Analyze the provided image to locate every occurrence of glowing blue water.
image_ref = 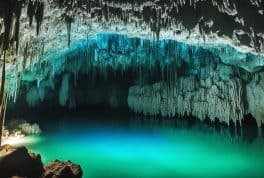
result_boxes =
[19,115,264,178]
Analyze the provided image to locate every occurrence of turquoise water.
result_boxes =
[14,115,264,178]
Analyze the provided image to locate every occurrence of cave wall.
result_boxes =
[0,0,263,131]
[6,33,264,127]
[128,63,264,127]
[19,73,129,110]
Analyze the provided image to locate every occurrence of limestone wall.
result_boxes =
[128,63,264,127]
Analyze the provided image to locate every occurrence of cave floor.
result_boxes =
[9,113,264,178]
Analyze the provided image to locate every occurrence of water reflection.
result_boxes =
[129,115,263,144]
[19,113,264,178]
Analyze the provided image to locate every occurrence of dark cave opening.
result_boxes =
[5,41,264,143]
[6,65,263,144]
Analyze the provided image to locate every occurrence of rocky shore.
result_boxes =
[0,145,82,178]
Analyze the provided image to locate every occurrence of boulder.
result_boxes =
[0,145,83,178]
[0,145,44,178]
[43,160,83,178]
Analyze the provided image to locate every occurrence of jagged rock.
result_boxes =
[42,160,82,178]
[0,145,44,178]
[0,145,83,178]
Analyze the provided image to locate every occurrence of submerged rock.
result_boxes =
[0,145,82,178]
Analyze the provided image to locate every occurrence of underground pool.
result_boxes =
[1,1,264,177]
[7,112,264,178]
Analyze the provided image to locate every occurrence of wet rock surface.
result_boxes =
[0,145,82,178]
[0,145,44,178]
[43,160,83,178]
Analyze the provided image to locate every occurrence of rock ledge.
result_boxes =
[0,145,83,178]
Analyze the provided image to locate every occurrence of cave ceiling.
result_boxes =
[0,0,264,78]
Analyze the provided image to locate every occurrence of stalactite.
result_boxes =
[0,0,24,54]
[22,42,29,72]
[14,1,22,55]
[6,31,263,127]
[128,62,246,126]
[0,52,6,109]
[65,15,74,47]
[35,1,44,35]
[27,0,35,27]
[3,8,14,51]
[0,51,6,146]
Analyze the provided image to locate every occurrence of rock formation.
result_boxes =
[0,145,83,178]
[246,72,264,127]
[5,33,263,127]
[0,1,264,128]
[0,145,44,178]
[4,119,42,138]
[128,79,245,126]
[1,0,264,59]
[128,62,264,127]
[43,160,83,178]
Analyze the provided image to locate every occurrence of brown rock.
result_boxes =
[42,160,82,178]
[0,145,82,178]
[0,144,44,178]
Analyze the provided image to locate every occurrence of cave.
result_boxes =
[0,0,264,178]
